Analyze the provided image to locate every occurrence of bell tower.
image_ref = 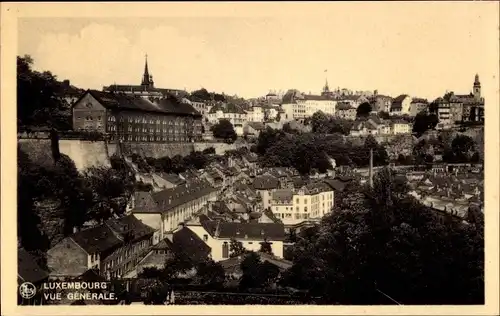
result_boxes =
[141,54,154,88]
[473,73,481,101]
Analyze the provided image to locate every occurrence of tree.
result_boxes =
[194,259,225,287]
[83,166,135,222]
[356,102,372,118]
[282,170,484,304]
[229,239,246,258]
[191,88,212,101]
[412,111,439,137]
[378,111,390,119]
[211,119,237,143]
[451,135,476,162]
[17,55,71,130]
[259,240,273,255]
[162,252,195,280]
[202,147,216,155]
[311,111,330,134]
[17,149,50,253]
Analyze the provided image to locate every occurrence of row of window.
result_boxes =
[103,239,149,271]
[110,135,192,142]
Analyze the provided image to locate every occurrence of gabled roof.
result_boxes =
[323,179,347,192]
[70,225,122,254]
[105,214,155,242]
[136,179,217,214]
[208,102,247,114]
[392,94,410,105]
[253,175,280,190]
[18,248,49,283]
[172,227,211,262]
[246,122,266,131]
[271,189,293,202]
[80,90,201,117]
[200,220,286,241]
[336,102,356,111]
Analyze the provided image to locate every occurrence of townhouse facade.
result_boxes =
[129,179,218,242]
[47,215,155,280]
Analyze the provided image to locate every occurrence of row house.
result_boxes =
[129,179,218,242]
[72,90,203,142]
[186,215,286,261]
[47,215,155,280]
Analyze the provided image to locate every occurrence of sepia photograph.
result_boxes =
[1,1,499,314]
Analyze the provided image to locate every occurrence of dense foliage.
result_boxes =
[356,102,372,118]
[256,127,388,174]
[281,168,484,304]
[211,119,238,143]
[18,150,137,257]
[310,111,354,135]
[412,111,439,137]
[17,55,72,130]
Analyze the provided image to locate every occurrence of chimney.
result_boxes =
[63,79,70,87]
[73,226,79,234]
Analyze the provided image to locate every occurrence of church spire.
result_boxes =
[141,54,153,87]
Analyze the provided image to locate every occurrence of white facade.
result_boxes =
[391,122,412,134]
[303,99,337,117]
[131,191,217,242]
[390,95,412,116]
[208,110,248,136]
[187,224,284,261]
[246,106,265,122]
[270,189,334,225]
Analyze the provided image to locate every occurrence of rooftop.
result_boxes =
[82,90,201,117]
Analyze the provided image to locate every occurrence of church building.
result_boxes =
[71,55,203,143]
[102,55,188,98]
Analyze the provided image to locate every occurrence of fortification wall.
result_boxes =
[58,139,112,170]
[19,136,249,171]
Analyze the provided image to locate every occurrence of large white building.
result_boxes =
[281,89,337,121]
[245,105,265,122]
[268,182,334,225]
[186,217,286,261]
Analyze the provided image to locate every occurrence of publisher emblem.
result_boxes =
[19,282,36,299]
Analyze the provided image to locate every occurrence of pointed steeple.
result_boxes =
[141,54,152,87]
[322,69,330,94]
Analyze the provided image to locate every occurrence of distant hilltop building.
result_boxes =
[102,55,188,99]
[431,74,484,130]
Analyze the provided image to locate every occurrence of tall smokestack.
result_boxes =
[368,148,374,188]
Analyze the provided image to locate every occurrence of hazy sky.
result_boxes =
[17,2,499,100]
